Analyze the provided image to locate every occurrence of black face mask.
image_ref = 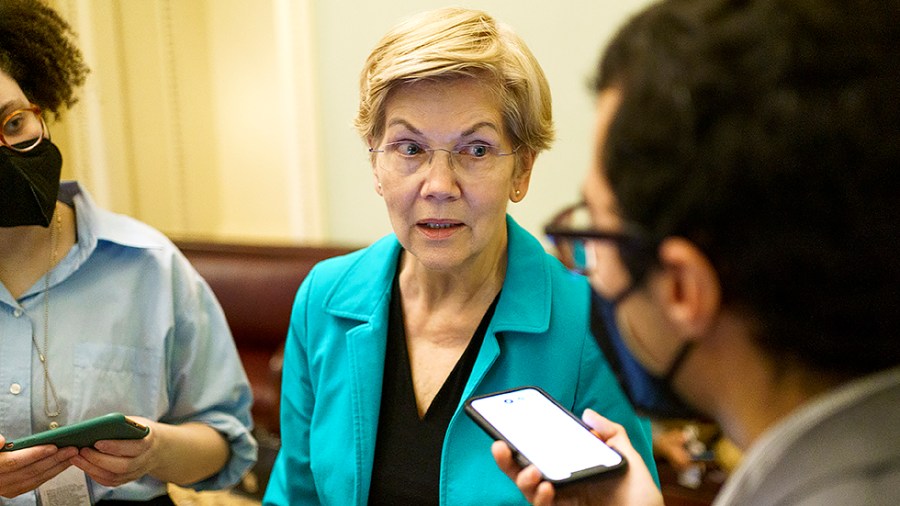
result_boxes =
[590,289,704,420]
[0,140,63,228]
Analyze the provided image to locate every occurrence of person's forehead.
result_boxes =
[584,89,624,220]
[382,78,505,138]
[0,79,31,123]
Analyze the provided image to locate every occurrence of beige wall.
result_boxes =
[50,0,652,246]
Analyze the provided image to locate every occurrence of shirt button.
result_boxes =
[13,308,23,317]
[9,383,22,395]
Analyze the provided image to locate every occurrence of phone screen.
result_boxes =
[466,387,625,483]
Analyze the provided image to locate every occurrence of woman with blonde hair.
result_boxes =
[263,7,654,505]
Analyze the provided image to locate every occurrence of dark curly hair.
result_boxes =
[594,0,900,377]
[0,0,89,116]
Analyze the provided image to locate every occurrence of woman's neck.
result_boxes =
[399,246,507,312]
[0,201,73,298]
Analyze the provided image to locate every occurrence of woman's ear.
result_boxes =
[510,150,535,202]
[369,137,384,196]
[373,173,383,196]
[656,238,722,338]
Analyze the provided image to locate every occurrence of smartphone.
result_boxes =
[1,413,149,452]
[465,386,626,485]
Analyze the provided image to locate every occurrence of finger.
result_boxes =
[580,409,624,441]
[75,447,139,479]
[0,444,58,473]
[0,450,76,498]
[514,465,546,503]
[532,480,558,506]
[491,441,522,479]
[71,453,127,488]
[92,438,146,458]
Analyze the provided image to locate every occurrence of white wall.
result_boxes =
[314,1,652,245]
[52,0,653,246]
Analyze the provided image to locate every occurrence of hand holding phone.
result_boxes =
[0,413,149,452]
[465,386,627,485]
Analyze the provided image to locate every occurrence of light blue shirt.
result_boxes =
[0,182,257,504]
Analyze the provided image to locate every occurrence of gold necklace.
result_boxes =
[30,204,62,429]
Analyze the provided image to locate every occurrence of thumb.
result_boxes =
[581,409,621,440]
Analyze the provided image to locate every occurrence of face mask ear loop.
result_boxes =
[608,240,657,305]
[663,341,696,384]
[608,283,639,306]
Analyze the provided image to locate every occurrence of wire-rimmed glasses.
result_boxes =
[1,104,47,153]
[369,141,518,179]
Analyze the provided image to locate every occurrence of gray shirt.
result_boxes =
[714,365,900,506]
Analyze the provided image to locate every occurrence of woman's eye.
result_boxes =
[3,114,24,135]
[459,144,492,158]
[394,142,424,156]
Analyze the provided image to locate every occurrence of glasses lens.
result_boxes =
[2,109,44,151]
[571,240,590,272]
[452,144,503,177]
[564,204,595,229]
[550,236,591,274]
[374,142,424,175]
[375,142,510,179]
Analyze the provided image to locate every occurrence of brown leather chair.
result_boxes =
[174,240,358,437]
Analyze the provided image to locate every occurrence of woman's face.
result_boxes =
[372,77,532,273]
[0,70,32,130]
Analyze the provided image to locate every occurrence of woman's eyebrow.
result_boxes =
[385,118,423,136]
[460,122,501,138]
[0,99,28,124]
[385,119,501,139]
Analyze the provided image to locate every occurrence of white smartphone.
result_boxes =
[465,386,627,485]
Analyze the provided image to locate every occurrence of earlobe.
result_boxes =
[372,165,383,197]
[510,150,535,202]
[658,238,721,337]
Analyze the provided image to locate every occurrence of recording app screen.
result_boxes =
[471,388,622,481]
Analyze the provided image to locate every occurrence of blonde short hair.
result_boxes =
[355,7,554,160]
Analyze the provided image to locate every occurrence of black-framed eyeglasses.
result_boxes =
[1,104,47,153]
[544,201,656,275]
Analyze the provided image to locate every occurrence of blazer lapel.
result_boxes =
[323,236,401,504]
[460,215,553,401]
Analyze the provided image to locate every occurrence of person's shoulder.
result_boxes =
[304,234,398,290]
[68,183,176,252]
[97,209,174,249]
[311,236,390,273]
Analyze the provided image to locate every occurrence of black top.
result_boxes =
[368,274,500,505]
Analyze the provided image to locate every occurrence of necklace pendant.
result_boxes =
[49,421,59,430]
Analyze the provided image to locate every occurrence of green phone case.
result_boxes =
[1,413,149,452]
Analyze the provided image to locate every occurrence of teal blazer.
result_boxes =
[264,216,655,505]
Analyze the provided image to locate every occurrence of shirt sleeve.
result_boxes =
[164,251,258,490]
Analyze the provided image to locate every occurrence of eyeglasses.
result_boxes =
[369,141,518,179]
[1,104,47,153]
[544,201,655,275]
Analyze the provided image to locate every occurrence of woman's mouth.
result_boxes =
[417,220,463,238]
